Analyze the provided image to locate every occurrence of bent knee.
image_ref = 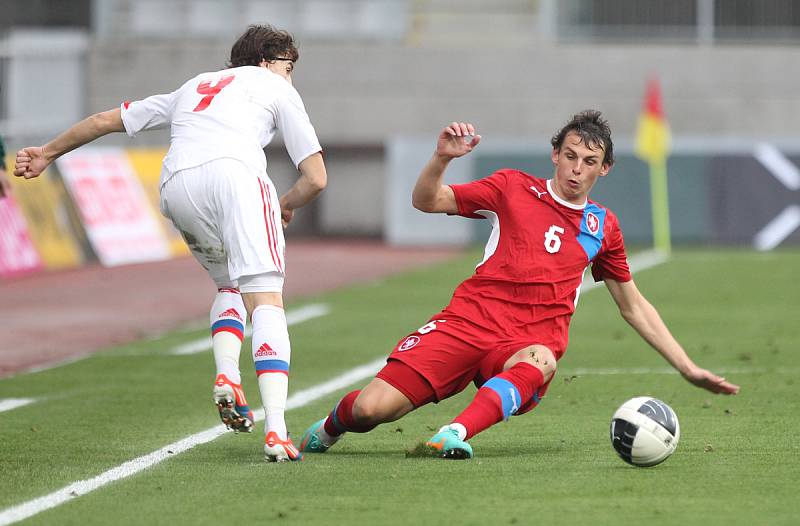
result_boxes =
[352,395,391,425]
[507,345,557,381]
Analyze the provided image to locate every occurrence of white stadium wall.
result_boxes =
[78,37,800,243]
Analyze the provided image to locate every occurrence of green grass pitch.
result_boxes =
[1,249,798,525]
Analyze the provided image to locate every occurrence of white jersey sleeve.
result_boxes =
[120,93,174,137]
[273,87,322,168]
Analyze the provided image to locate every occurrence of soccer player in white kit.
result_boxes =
[13,25,327,462]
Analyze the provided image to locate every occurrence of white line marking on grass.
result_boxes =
[10,355,97,379]
[0,398,36,413]
[169,339,215,356]
[626,248,670,275]
[285,303,331,326]
[171,303,330,355]
[284,357,385,409]
[3,304,331,377]
[0,356,385,526]
[582,249,669,294]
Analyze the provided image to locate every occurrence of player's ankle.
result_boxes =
[265,413,288,441]
[441,423,468,441]
[318,426,339,446]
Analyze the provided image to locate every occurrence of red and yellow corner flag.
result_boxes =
[635,78,671,163]
[635,77,672,253]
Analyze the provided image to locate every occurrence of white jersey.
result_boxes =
[120,65,321,187]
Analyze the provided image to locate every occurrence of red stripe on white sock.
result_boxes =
[212,326,244,341]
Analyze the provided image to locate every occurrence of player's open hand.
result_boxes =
[683,366,740,395]
[14,146,51,180]
[436,122,481,160]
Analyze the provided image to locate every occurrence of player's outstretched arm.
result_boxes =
[604,278,740,395]
[412,122,481,214]
[14,108,125,180]
[279,152,327,227]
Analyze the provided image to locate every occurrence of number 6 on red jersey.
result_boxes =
[544,225,565,254]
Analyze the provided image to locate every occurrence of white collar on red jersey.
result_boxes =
[547,179,587,210]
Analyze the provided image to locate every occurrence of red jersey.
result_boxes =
[440,168,632,357]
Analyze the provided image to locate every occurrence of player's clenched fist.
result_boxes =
[436,121,481,160]
[14,146,51,180]
[280,207,294,228]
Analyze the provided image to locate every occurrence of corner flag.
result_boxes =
[635,77,672,253]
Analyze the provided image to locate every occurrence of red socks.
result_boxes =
[323,363,545,440]
[453,362,545,439]
[323,390,378,436]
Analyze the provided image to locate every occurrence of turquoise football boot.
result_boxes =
[425,427,474,459]
[299,418,337,453]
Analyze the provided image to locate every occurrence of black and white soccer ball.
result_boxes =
[610,396,680,467]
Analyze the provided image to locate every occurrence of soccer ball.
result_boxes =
[610,396,680,467]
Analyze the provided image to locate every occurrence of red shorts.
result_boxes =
[381,316,558,409]
[376,360,437,408]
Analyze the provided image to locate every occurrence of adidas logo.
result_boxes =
[255,343,277,357]
[218,308,242,321]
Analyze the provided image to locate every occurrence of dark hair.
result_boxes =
[550,110,614,165]
[227,25,299,68]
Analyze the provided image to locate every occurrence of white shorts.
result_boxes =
[159,158,285,293]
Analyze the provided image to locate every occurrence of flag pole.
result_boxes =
[649,159,671,254]
[635,76,672,255]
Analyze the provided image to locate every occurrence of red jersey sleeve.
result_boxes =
[449,169,512,218]
[591,210,632,282]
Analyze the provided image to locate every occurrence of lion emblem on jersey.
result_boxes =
[586,212,600,235]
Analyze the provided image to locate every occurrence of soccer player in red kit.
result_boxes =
[300,110,739,459]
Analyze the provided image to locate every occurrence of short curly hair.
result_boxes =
[551,110,614,165]
[227,25,299,68]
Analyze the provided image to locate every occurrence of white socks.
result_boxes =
[210,289,246,384]
[318,426,339,447]
[440,423,468,441]
[211,295,293,440]
[251,305,291,440]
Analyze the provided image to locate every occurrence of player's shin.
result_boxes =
[297,393,357,453]
[451,362,545,439]
[210,288,246,383]
[300,390,375,453]
[252,304,291,440]
[323,390,379,436]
